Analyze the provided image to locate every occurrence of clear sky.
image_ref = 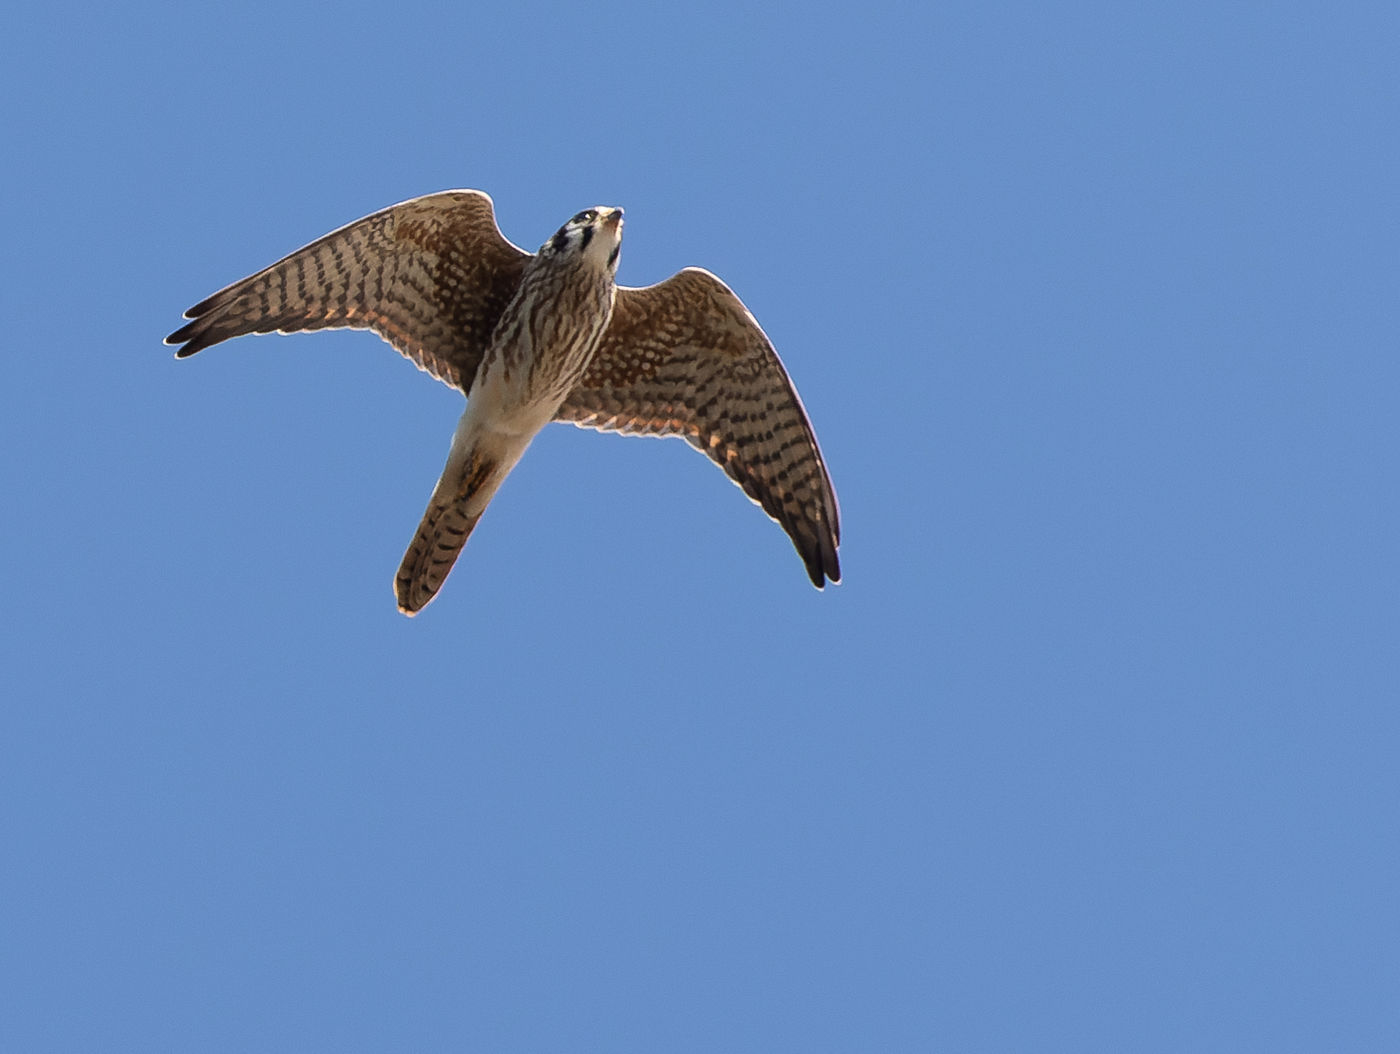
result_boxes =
[3,1,1397,1050]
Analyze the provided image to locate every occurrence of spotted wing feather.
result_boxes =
[165,190,530,392]
[556,268,841,587]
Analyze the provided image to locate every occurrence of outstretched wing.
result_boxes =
[555,267,841,587]
[165,190,530,392]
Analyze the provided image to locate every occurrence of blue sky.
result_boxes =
[3,1,1398,1050]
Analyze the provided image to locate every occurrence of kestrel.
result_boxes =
[166,190,841,614]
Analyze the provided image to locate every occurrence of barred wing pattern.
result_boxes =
[555,268,841,586]
[166,190,529,391]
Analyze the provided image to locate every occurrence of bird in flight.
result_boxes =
[167,190,841,614]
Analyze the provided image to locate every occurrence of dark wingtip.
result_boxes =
[185,292,224,318]
[803,545,840,589]
[166,293,225,355]
[165,320,203,356]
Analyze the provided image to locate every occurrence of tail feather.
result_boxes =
[395,447,503,615]
[395,501,485,614]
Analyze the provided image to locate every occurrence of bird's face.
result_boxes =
[542,206,624,273]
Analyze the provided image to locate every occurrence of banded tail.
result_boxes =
[395,444,509,615]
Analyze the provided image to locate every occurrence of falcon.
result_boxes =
[166,191,841,614]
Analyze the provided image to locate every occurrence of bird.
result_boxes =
[166,190,841,614]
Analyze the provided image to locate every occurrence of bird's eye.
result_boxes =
[574,209,597,225]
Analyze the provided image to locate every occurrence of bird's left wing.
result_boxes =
[166,190,530,392]
[555,268,841,587]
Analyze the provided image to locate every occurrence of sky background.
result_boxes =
[3,1,1397,1050]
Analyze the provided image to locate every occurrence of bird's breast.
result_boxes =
[469,268,616,433]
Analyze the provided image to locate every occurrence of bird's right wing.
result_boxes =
[166,190,531,392]
[556,268,841,587]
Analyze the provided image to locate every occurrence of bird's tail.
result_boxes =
[395,444,509,615]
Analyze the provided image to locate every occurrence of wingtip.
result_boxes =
[167,320,220,357]
[165,317,201,354]
[806,530,841,589]
[804,552,841,589]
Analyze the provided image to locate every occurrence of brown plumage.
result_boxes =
[557,269,840,588]
[168,191,528,389]
[167,190,840,611]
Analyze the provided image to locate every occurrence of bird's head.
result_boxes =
[541,206,624,272]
